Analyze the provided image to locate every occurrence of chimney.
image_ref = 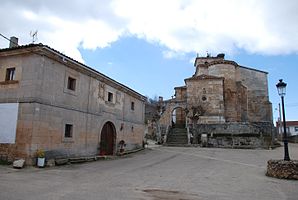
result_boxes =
[9,36,18,48]
[158,96,163,102]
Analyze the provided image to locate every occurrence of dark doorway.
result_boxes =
[99,121,116,155]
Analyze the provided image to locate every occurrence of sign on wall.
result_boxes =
[0,103,19,144]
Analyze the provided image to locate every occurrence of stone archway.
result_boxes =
[99,121,116,155]
[171,107,186,128]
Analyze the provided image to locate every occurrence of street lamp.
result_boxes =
[276,79,290,161]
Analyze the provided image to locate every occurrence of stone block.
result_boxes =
[46,159,55,167]
[13,159,25,168]
[55,158,69,165]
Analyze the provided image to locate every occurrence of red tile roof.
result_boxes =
[276,121,298,127]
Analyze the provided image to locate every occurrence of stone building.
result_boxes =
[0,40,146,164]
[159,54,273,148]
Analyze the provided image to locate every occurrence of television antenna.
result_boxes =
[30,30,38,43]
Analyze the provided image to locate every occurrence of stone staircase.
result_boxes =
[166,127,188,146]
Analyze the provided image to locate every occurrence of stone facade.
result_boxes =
[0,44,146,164]
[159,54,273,148]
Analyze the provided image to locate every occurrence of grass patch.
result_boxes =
[0,159,11,165]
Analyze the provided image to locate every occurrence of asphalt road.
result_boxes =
[1,144,298,200]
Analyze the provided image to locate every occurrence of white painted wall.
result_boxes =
[0,103,19,143]
[289,126,298,136]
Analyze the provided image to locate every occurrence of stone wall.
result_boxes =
[158,100,186,127]
[209,64,238,122]
[0,46,145,164]
[190,122,273,148]
[237,67,272,122]
[185,77,225,122]
[174,87,186,101]
[266,160,298,180]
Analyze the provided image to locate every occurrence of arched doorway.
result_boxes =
[99,121,116,155]
[171,107,186,128]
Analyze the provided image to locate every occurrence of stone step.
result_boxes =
[166,142,188,145]
[168,135,187,138]
[172,129,187,132]
[166,137,188,143]
[171,131,187,134]
[166,127,188,145]
[167,141,188,144]
[167,138,188,142]
[171,132,187,135]
[164,143,191,147]
[167,139,188,143]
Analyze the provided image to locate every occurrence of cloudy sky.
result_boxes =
[1,0,298,121]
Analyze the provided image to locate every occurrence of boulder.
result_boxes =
[13,159,25,169]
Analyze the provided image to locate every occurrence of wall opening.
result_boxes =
[171,107,186,128]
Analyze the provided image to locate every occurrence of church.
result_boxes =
[158,53,274,148]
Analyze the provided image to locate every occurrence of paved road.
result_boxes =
[1,144,298,200]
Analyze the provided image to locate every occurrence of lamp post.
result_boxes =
[276,79,290,161]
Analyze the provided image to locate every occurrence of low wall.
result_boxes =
[266,159,298,180]
[289,135,298,143]
[190,122,273,148]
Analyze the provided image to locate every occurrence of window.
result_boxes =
[202,96,207,101]
[295,127,298,132]
[108,92,113,102]
[5,68,15,81]
[131,101,135,110]
[64,124,73,138]
[67,77,76,91]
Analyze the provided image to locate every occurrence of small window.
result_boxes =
[131,101,135,110]
[65,124,73,138]
[108,92,113,102]
[67,77,76,91]
[295,127,298,132]
[5,68,15,81]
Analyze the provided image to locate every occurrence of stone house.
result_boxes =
[0,40,146,164]
[159,54,274,148]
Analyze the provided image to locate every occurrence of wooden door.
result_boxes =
[100,122,115,155]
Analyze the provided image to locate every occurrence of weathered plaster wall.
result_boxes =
[0,50,145,164]
[0,103,18,143]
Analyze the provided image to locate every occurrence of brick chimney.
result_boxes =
[9,36,18,48]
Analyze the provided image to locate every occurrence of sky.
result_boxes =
[0,0,297,121]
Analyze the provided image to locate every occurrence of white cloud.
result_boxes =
[1,0,298,61]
